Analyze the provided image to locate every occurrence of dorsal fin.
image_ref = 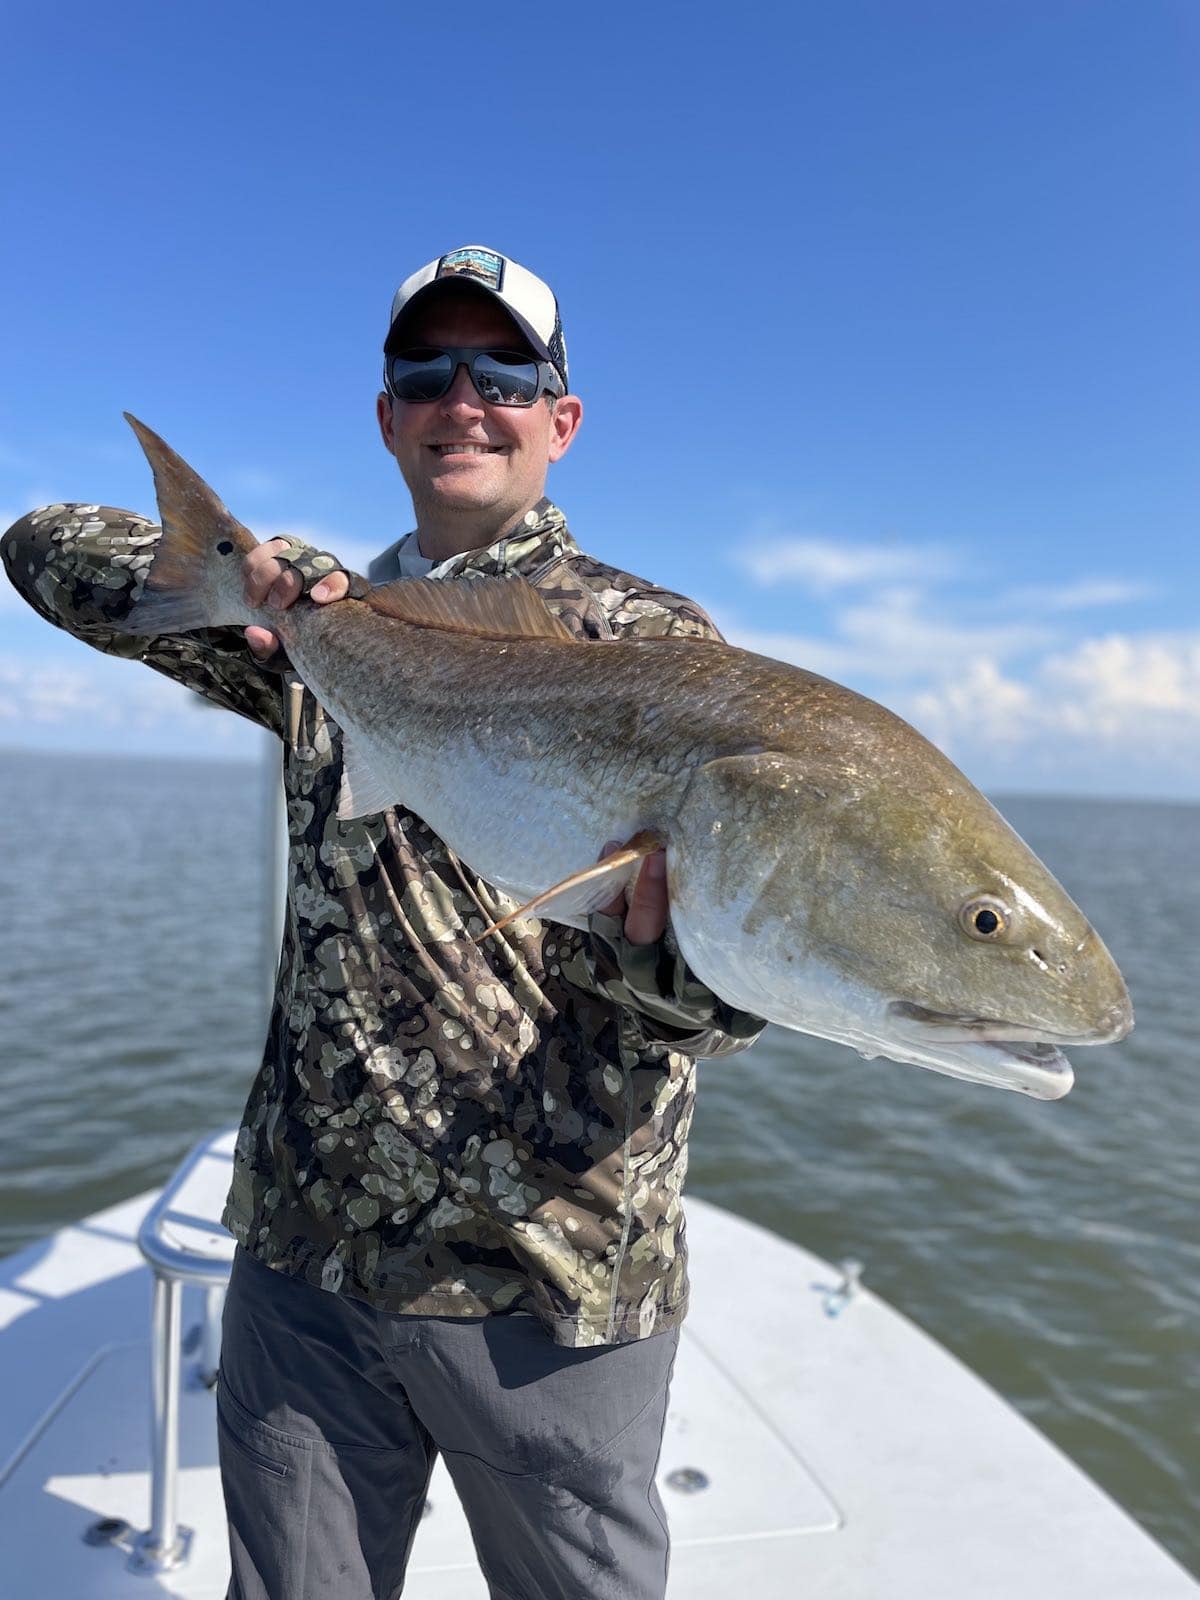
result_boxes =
[363,573,575,642]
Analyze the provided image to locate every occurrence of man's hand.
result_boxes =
[597,841,669,946]
[243,538,352,659]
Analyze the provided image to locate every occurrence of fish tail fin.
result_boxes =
[120,412,258,635]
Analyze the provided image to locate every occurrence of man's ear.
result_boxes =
[376,392,396,452]
[548,395,583,463]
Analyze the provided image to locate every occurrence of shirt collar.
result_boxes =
[372,499,577,586]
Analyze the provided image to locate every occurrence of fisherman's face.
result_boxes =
[376,285,582,533]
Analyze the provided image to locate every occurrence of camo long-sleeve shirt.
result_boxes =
[2,497,765,1346]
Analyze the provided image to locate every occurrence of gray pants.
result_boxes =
[218,1247,679,1600]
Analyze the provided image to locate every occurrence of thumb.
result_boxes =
[311,570,351,603]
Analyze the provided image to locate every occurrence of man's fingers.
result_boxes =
[266,569,302,609]
[245,541,312,610]
[595,842,669,943]
[244,541,290,607]
[244,560,285,608]
[245,624,281,659]
[244,542,349,609]
[624,851,668,946]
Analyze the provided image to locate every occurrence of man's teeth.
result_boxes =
[434,444,497,455]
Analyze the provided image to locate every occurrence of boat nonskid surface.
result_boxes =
[0,1135,1195,1599]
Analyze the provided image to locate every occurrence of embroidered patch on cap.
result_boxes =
[436,247,505,290]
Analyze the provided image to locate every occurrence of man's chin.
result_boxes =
[425,458,501,486]
[411,475,525,531]
[426,485,505,514]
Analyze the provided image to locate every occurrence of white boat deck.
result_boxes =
[0,1129,1194,1597]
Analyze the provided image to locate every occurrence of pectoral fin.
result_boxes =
[335,732,401,820]
[475,829,666,941]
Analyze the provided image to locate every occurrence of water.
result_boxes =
[0,750,1196,1576]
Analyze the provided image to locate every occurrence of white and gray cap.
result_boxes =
[384,245,569,391]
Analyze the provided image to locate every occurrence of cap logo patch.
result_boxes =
[437,247,504,291]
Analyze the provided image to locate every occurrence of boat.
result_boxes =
[2,1124,1195,1597]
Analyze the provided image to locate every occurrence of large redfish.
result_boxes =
[119,415,1133,1100]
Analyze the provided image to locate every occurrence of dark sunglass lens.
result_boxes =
[389,350,453,401]
[473,351,540,405]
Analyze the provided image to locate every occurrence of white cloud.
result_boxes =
[711,622,869,682]
[716,521,1189,794]
[1039,632,1200,731]
[835,587,1051,677]
[705,554,1200,796]
[715,584,1051,685]
[737,535,948,592]
[0,651,175,726]
[0,656,103,723]
[909,659,1035,746]
[904,632,1200,797]
[737,528,1151,628]
[0,651,261,755]
[1004,577,1155,612]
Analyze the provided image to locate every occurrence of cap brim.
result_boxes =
[384,277,554,369]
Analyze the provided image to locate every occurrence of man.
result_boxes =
[2,245,764,1600]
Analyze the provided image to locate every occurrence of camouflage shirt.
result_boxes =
[2,497,765,1346]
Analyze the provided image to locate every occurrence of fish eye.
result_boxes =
[960,896,1010,940]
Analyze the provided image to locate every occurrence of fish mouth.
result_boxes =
[882,998,1133,1101]
[888,1000,1131,1048]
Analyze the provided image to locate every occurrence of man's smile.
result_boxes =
[430,443,505,456]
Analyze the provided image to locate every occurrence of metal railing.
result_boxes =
[130,1132,237,1575]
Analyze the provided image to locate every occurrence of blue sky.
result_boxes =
[2,1,1197,797]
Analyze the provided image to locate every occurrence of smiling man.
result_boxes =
[374,261,581,559]
[1,245,765,1600]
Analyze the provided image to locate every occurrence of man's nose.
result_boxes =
[439,362,485,415]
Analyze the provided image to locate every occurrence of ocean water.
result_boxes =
[0,749,1196,1576]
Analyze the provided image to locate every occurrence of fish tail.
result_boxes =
[120,413,259,636]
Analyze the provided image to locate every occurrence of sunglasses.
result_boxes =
[384,346,565,408]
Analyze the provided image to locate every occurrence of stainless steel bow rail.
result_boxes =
[127,1131,237,1576]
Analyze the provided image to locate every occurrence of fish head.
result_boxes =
[809,774,1134,1098]
[672,744,1133,1100]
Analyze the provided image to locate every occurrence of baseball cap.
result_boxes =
[384,245,569,392]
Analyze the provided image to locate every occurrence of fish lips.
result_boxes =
[883,1000,1133,1101]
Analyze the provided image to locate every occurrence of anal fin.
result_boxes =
[475,829,666,941]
